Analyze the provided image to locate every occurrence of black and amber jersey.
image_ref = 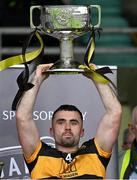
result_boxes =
[24,138,111,179]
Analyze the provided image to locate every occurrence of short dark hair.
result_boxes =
[52,104,83,121]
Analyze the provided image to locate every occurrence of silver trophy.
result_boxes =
[30,5,101,73]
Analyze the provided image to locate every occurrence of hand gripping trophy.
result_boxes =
[30,5,101,73]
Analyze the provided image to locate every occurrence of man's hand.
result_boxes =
[82,63,97,80]
[33,63,54,84]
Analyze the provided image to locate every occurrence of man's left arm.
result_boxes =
[94,82,122,152]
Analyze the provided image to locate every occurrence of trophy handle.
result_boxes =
[30,5,42,29]
[89,5,101,28]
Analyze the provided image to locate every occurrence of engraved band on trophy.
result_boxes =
[30,5,101,73]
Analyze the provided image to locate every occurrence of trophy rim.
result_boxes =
[41,5,89,8]
[46,68,85,74]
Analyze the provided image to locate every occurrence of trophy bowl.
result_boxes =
[30,5,101,74]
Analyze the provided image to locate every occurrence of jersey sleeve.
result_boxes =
[94,138,112,158]
[24,140,42,163]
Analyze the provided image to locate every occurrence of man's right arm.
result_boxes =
[16,64,53,158]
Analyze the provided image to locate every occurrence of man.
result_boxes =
[118,127,135,175]
[120,106,137,179]
[16,63,122,179]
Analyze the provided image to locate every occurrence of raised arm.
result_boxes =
[16,64,53,158]
[94,82,122,152]
[84,66,122,152]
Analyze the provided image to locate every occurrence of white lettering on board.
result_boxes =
[9,157,21,176]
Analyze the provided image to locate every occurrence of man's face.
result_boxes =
[50,110,84,149]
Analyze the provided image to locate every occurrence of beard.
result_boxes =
[56,132,79,147]
[60,137,75,147]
